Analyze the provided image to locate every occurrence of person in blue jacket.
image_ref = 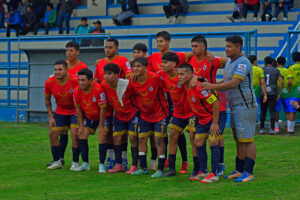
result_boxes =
[6,7,21,37]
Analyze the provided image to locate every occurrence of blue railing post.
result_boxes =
[7,38,11,106]
[244,32,249,57]
[148,34,153,55]
[287,31,291,66]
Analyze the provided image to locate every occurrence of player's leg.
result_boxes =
[268,95,277,134]
[109,117,127,173]
[47,129,62,169]
[99,116,113,173]
[282,98,291,133]
[274,99,282,133]
[105,118,115,170]
[132,117,151,175]
[178,132,188,174]
[149,136,157,170]
[163,117,184,176]
[70,115,80,171]
[288,97,299,135]
[260,95,268,134]
[121,134,128,170]
[152,119,168,178]
[234,106,257,182]
[217,111,227,176]
[127,114,139,174]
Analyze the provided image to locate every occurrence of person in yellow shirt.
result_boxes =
[287,52,300,135]
[274,56,291,134]
[248,55,267,122]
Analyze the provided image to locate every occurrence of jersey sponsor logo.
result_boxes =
[192,96,196,102]
[177,83,181,88]
[100,93,106,101]
[201,90,209,97]
[149,86,153,92]
[126,61,131,69]
[237,64,247,73]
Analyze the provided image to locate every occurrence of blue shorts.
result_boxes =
[138,117,167,138]
[52,113,78,131]
[289,97,300,112]
[113,113,139,137]
[195,111,227,140]
[104,116,113,130]
[170,116,196,133]
[230,105,257,143]
[276,98,292,112]
[83,116,99,135]
[186,116,196,132]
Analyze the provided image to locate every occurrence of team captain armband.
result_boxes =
[206,94,217,104]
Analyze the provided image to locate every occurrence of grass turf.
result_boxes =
[0,122,300,200]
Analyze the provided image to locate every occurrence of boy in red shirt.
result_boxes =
[130,57,169,177]
[178,63,225,183]
[73,68,107,171]
[65,41,88,77]
[44,60,79,170]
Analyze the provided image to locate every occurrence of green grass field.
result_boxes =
[0,122,300,200]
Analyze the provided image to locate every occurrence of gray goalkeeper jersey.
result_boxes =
[260,65,281,96]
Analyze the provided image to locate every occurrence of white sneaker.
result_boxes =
[149,159,157,170]
[70,162,80,171]
[283,17,287,21]
[253,17,257,22]
[99,164,106,173]
[271,17,277,21]
[200,172,219,183]
[175,18,180,24]
[73,162,90,171]
[47,160,62,170]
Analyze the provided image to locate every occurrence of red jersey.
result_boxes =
[189,56,227,112]
[100,80,138,121]
[130,72,169,123]
[184,82,218,125]
[67,60,88,77]
[73,82,106,120]
[44,74,78,115]
[158,71,193,119]
[148,52,189,72]
[94,55,132,82]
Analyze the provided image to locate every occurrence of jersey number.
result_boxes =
[266,74,270,85]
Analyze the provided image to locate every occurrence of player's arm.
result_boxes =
[75,106,84,135]
[45,94,56,129]
[277,76,283,102]
[260,78,267,103]
[98,106,107,136]
[204,92,220,135]
[200,78,242,91]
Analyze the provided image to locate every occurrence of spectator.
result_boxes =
[112,0,138,26]
[260,0,277,21]
[227,0,244,22]
[242,0,260,22]
[272,0,289,21]
[30,0,49,21]
[17,0,27,19]
[6,7,21,37]
[74,17,92,34]
[34,2,56,35]
[90,20,105,47]
[163,0,189,24]
[58,0,77,34]
[20,5,37,35]
[0,0,5,28]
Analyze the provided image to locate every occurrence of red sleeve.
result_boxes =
[73,87,80,107]
[98,85,107,107]
[176,52,189,66]
[44,79,52,96]
[122,57,133,78]
[212,57,226,70]
[94,64,100,81]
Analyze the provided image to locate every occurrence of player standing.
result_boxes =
[100,63,139,174]
[44,60,79,170]
[65,41,88,77]
[73,68,107,171]
[178,63,224,183]
[287,52,300,135]
[201,36,257,182]
[130,57,169,177]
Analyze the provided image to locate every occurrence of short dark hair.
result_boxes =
[81,17,87,21]
[54,60,68,68]
[162,52,179,66]
[264,56,274,65]
[47,3,53,9]
[191,35,207,50]
[225,35,243,50]
[106,38,119,47]
[133,57,148,67]
[156,31,171,41]
[103,63,120,74]
[179,63,194,73]
[276,56,286,66]
[292,52,300,62]
[66,41,80,51]
[133,43,147,53]
[78,68,93,80]
[248,55,257,64]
